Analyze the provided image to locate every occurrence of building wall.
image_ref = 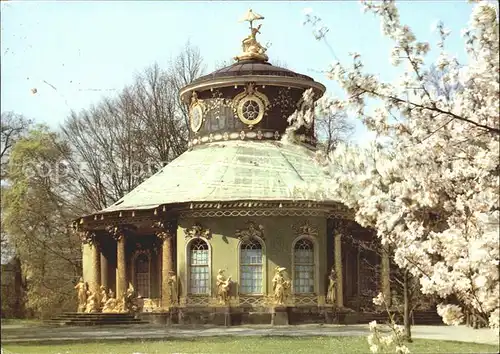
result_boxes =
[176,216,327,299]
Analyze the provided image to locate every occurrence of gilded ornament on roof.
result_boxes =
[234,9,269,62]
[233,83,270,128]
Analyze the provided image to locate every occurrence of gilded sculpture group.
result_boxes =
[74,278,140,314]
[75,267,337,311]
[234,9,269,62]
[271,266,338,307]
[215,266,293,306]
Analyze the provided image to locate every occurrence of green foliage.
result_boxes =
[2,126,81,318]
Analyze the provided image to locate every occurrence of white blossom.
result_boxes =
[437,304,464,326]
[372,292,386,307]
[301,0,500,330]
[395,345,411,354]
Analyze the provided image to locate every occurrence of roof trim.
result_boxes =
[179,75,326,103]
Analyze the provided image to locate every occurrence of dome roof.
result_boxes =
[102,140,335,213]
[192,60,315,85]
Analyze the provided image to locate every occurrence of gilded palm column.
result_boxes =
[100,252,108,289]
[334,224,344,308]
[381,246,391,307]
[107,226,127,299]
[154,221,174,309]
[90,240,101,294]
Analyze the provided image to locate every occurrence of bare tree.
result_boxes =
[127,63,188,165]
[1,112,33,179]
[315,109,354,155]
[424,64,463,102]
[168,41,206,131]
[61,44,204,212]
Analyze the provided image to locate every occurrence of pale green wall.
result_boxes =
[176,216,327,298]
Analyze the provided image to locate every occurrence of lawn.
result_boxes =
[0,319,43,327]
[2,336,499,354]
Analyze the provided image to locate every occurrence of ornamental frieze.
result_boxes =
[293,220,318,238]
[270,87,295,118]
[105,224,136,241]
[183,222,212,240]
[235,221,265,240]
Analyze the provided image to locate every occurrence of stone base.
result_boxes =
[132,307,442,326]
[137,312,171,325]
[212,306,232,327]
[271,306,289,326]
[322,306,356,324]
[47,312,148,326]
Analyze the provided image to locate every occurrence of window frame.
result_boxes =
[186,237,212,296]
[237,235,266,296]
[291,235,319,295]
[131,250,151,298]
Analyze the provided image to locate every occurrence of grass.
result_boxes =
[2,336,499,354]
[0,318,43,327]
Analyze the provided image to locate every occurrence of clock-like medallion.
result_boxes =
[190,104,203,132]
[189,91,204,133]
[233,83,270,128]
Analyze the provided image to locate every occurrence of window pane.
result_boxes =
[240,239,263,294]
[240,265,263,294]
[294,239,314,294]
[190,265,209,294]
[189,239,209,294]
[135,254,150,298]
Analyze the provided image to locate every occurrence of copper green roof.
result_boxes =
[102,141,335,213]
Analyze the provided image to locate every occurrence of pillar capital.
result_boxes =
[75,230,97,245]
[105,224,134,241]
[152,220,175,240]
[156,231,174,241]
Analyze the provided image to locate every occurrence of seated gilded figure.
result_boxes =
[234,9,269,62]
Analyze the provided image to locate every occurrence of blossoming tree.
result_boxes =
[295,0,499,332]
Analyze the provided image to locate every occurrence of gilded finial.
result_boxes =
[239,9,264,30]
[234,9,269,62]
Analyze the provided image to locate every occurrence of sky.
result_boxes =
[1,1,475,144]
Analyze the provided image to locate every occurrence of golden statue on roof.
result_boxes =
[234,9,269,62]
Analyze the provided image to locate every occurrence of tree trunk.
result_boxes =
[403,269,412,342]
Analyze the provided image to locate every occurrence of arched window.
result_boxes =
[240,238,263,294]
[189,238,209,294]
[135,253,150,298]
[293,238,315,294]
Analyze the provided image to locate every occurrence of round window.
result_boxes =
[237,96,265,125]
